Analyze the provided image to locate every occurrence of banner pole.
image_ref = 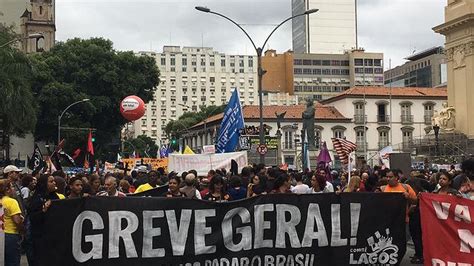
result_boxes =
[348,152,352,183]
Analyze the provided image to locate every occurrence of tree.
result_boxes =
[30,38,160,159]
[164,105,226,140]
[123,135,159,158]
[0,25,37,160]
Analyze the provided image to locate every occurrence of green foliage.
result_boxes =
[0,25,38,158]
[123,135,159,158]
[164,105,226,139]
[30,38,160,158]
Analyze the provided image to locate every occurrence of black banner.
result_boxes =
[40,193,407,265]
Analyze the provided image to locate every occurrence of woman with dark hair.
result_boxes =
[308,172,331,193]
[434,172,460,196]
[88,174,102,195]
[28,174,59,265]
[165,176,184,198]
[203,175,231,202]
[247,173,267,197]
[20,174,37,204]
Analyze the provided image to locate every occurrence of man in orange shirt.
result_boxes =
[381,170,417,222]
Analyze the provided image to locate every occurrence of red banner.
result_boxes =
[419,193,474,266]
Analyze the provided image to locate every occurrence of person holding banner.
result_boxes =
[433,172,461,196]
[165,176,184,198]
[0,179,24,266]
[203,175,231,202]
[134,170,160,194]
[28,174,61,265]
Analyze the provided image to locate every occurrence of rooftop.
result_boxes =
[321,86,447,104]
[190,104,349,129]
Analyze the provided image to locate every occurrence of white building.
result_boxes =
[185,86,448,167]
[292,0,357,54]
[134,46,258,144]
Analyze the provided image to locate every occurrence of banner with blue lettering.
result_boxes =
[216,89,244,153]
[39,193,407,265]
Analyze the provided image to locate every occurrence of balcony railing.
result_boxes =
[355,142,368,152]
[354,114,367,124]
[283,142,295,150]
[378,142,390,150]
[401,115,414,124]
[377,115,390,124]
[402,141,413,152]
[424,115,433,125]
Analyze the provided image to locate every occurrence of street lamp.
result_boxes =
[58,99,90,144]
[195,6,319,165]
[0,33,44,48]
[433,124,440,157]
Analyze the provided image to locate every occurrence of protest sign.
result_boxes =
[122,158,168,171]
[40,193,407,265]
[419,193,474,266]
[168,151,248,176]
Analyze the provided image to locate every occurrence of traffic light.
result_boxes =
[171,139,177,145]
[91,137,96,142]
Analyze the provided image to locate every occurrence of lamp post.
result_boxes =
[433,124,440,157]
[195,6,319,165]
[0,33,44,48]
[58,99,90,144]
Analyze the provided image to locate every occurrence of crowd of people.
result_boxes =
[1,158,473,266]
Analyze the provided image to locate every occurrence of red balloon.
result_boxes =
[120,95,146,121]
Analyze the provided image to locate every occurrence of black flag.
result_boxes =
[28,143,45,172]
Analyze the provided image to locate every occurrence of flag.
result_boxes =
[59,150,75,166]
[159,145,169,158]
[331,138,357,165]
[183,145,195,155]
[379,146,393,168]
[72,148,81,160]
[28,143,45,172]
[87,130,94,156]
[117,153,122,162]
[216,88,244,153]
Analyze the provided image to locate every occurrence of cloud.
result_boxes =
[56,0,445,68]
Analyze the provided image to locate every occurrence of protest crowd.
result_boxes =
[1,157,473,266]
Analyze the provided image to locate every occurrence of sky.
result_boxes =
[53,0,446,69]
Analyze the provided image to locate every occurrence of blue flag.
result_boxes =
[216,89,245,153]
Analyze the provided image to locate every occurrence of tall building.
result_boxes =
[0,0,55,53]
[262,49,384,101]
[134,46,258,144]
[384,47,447,88]
[292,0,357,54]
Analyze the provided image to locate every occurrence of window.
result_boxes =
[303,60,312,65]
[356,130,365,145]
[209,77,215,82]
[322,60,330,66]
[303,68,312,74]
[221,59,226,67]
[341,69,350,75]
[284,131,293,149]
[354,59,363,66]
[312,60,321,65]
[315,130,321,149]
[170,58,175,66]
[378,128,389,149]
[182,96,188,101]
[374,59,382,66]
[294,59,302,65]
[331,69,341,75]
[313,69,321,75]
[400,102,412,123]
[160,58,166,65]
[248,59,253,67]
[322,69,331,75]
[182,58,187,65]
[294,68,302,74]
[377,102,389,123]
[333,129,344,139]
[424,103,435,124]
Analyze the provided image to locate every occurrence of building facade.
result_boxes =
[384,47,447,88]
[185,87,447,167]
[262,49,384,102]
[292,0,357,54]
[134,46,258,143]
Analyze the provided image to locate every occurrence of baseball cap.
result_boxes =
[3,165,22,174]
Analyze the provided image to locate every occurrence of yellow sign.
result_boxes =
[122,158,169,172]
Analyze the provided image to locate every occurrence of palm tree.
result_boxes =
[0,26,37,161]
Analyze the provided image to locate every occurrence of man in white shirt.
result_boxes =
[291,173,310,194]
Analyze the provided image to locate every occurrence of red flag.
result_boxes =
[87,130,94,156]
[72,148,81,160]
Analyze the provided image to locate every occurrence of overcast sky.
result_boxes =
[55,0,445,68]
